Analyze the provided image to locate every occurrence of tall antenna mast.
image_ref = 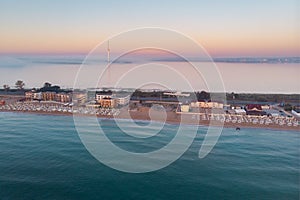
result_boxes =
[107,40,110,64]
[107,40,111,87]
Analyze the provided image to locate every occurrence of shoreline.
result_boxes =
[1,109,299,132]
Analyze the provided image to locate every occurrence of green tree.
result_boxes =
[196,91,210,101]
[3,84,10,91]
[15,80,25,90]
[43,82,52,88]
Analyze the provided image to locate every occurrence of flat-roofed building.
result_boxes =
[42,92,56,101]
[99,98,116,108]
[180,105,190,112]
[95,91,120,108]
[33,92,42,100]
[25,91,33,101]
[72,92,87,105]
[95,91,115,101]
[116,95,130,106]
[56,93,71,103]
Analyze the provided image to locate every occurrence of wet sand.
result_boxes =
[1,107,299,131]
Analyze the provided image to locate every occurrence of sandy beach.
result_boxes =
[1,105,299,131]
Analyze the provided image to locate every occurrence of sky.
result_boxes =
[0,0,299,57]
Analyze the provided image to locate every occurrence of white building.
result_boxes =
[33,92,42,100]
[95,93,115,101]
[116,95,130,106]
[73,92,87,104]
[180,105,190,112]
[164,91,190,97]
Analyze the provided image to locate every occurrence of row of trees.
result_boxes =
[2,80,25,91]
[2,81,57,91]
[2,81,71,94]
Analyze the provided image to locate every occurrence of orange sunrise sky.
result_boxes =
[0,0,299,57]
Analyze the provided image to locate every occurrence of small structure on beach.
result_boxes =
[265,109,280,117]
[234,108,246,115]
[292,109,300,118]
[245,104,266,116]
[0,100,5,105]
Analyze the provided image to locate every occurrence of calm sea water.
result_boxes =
[0,55,299,93]
[0,112,299,200]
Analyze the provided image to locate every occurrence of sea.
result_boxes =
[0,55,299,93]
[0,112,299,200]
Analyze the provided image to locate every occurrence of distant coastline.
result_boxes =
[151,56,300,64]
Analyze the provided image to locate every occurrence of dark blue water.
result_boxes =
[0,112,299,200]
